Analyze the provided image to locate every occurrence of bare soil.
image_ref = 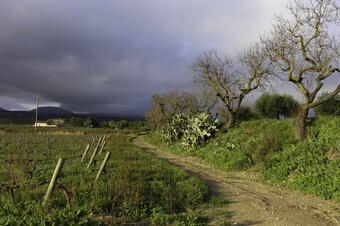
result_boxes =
[132,136,340,226]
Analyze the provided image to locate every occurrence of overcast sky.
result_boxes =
[0,0,338,116]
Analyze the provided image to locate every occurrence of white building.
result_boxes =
[33,122,57,127]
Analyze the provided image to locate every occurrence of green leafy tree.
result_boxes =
[255,93,299,119]
[69,117,84,127]
[235,106,259,122]
[108,120,117,129]
[99,121,108,128]
[83,117,95,128]
[117,120,128,129]
[314,92,340,117]
[217,105,259,123]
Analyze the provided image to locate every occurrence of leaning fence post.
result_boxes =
[86,138,102,170]
[95,152,111,182]
[81,144,90,163]
[100,135,106,148]
[98,139,107,155]
[43,158,65,205]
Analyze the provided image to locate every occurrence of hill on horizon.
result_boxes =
[30,106,74,115]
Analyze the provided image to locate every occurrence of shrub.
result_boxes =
[108,120,116,129]
[161,113,189,145]
[313,92,340,117]
[69,117,84,127]
[99,121,108,128]
[160,112,218,148]
[235,106,259,122]
[117,120,129,129]
[182,112,218,149]
[255,93,299,119]
[83,117,95,128]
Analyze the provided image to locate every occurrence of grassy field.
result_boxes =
[0,127,228,225]
[146,117,340,202]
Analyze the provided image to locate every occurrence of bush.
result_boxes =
[108,120,116,129]
[99,121,108,128]
[161,114,189,145]
[182,112,219,149]
[255,93,299,119]
[160,112,218,148]
[117,120,129,129]
[69,117,84,127]
[313,92,340,117]
[83,117,95,128]
[235,106,259,122]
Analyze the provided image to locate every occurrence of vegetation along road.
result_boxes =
[133,135,340,226]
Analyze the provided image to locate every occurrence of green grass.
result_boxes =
[261,117,340,201]
[0,131,214,225]
[146,117,340,202]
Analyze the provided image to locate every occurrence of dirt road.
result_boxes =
[132,136,340,226]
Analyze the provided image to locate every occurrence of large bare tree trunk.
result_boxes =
[226,111,235,129]
[294,108,308,141]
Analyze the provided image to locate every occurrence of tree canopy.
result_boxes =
[255,93,300,119]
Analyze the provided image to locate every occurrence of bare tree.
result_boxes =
[192,46,271,128]
[145,90,205,130]
[145,94,168,131]
[262,0,340,140]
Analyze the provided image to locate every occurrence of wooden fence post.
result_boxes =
[81,144,90,163]
[86,138,102,170]
[98,139,107,155]
[95,152,111,182]
[43,158,65,205]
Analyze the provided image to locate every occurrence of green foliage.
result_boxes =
[182,112,219,149]
[99,121,108,128]
[83,117,95,128]
[128,120,146,128]
[235,106,259,122]
[108,120,116,129]
[161,113,189,144]
[117,120,128,129]
[314,92,340,117]
[261,117,340,201]
[69,117,84,127]
[160,112,218,148]
[255,93,299,119]
[46,119,54,125]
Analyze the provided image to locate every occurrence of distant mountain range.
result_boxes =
[29,106,74,115]
[0,106,144,124]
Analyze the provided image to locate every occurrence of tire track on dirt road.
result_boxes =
[132,136,340,226]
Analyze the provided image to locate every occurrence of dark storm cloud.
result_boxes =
[4,0,334,115]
